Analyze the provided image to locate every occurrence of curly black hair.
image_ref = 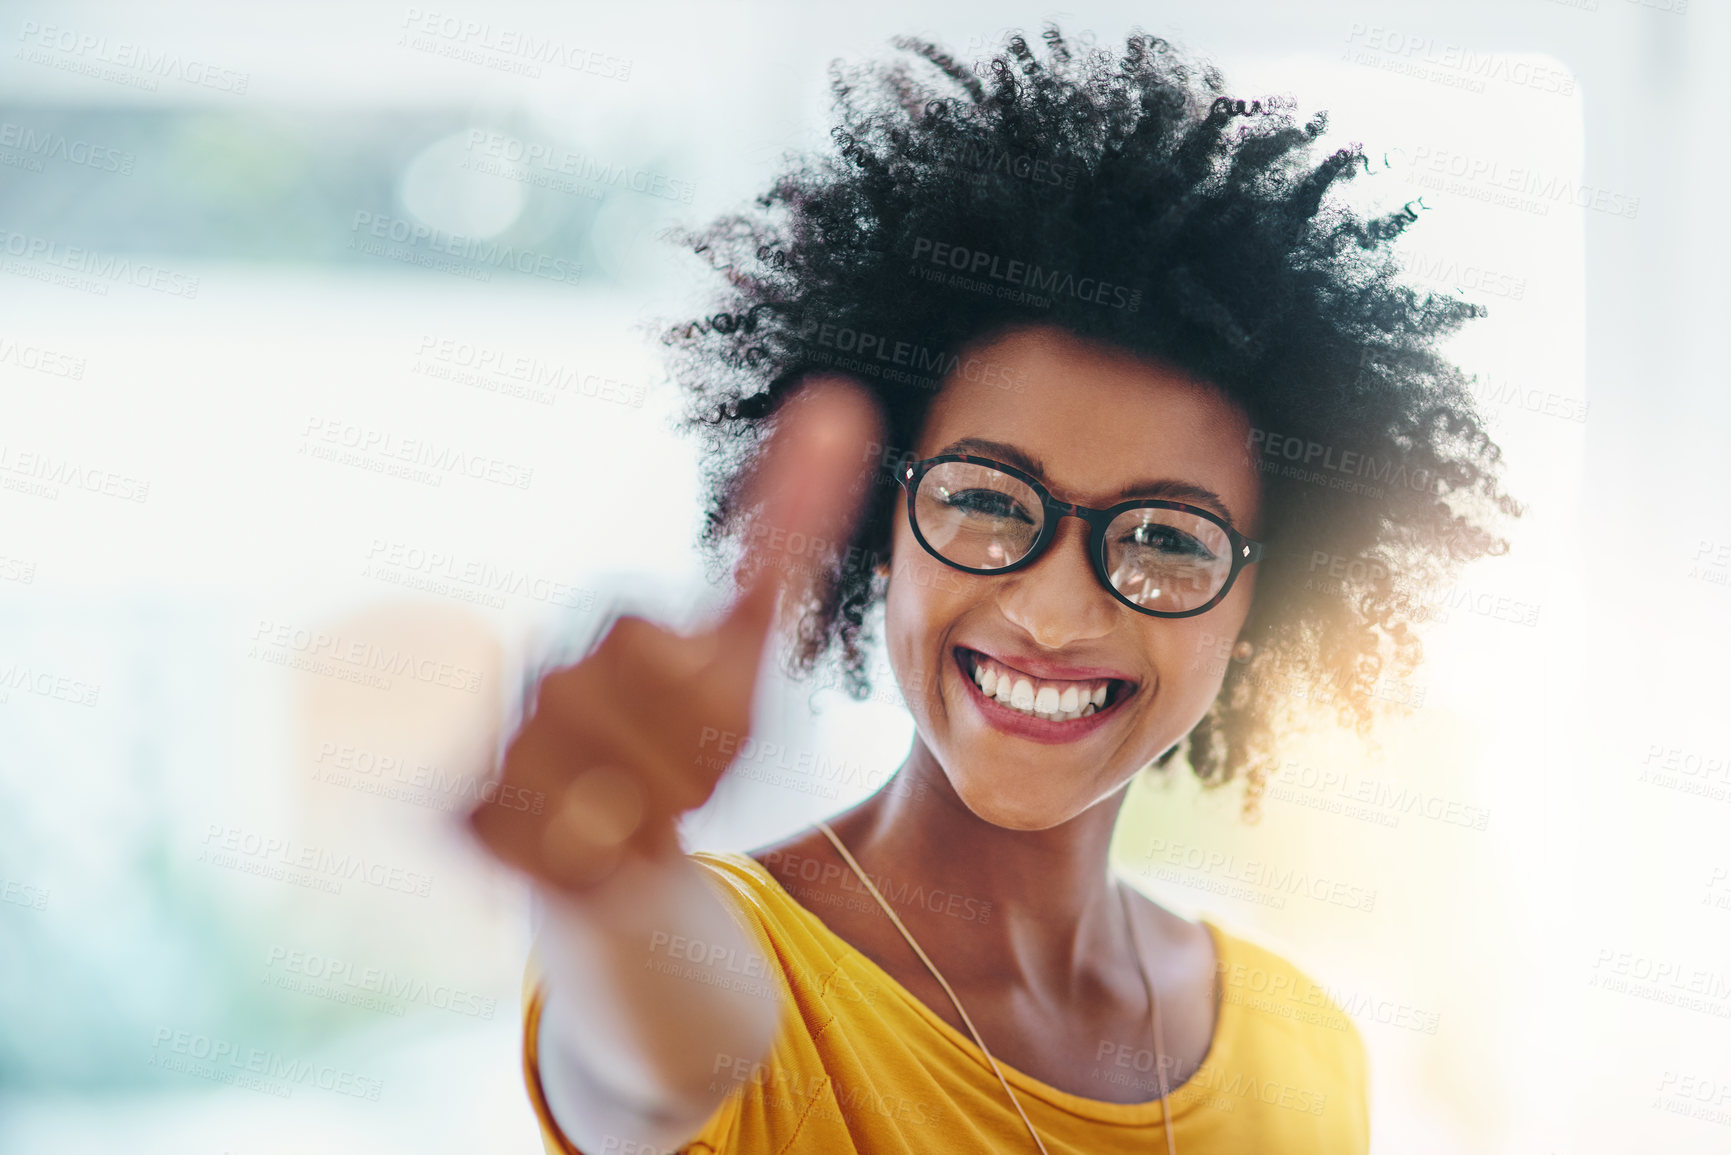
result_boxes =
[659,26,1521,818]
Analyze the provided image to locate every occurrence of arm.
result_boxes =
[468,378,882,1151]
[530,850,781,1154]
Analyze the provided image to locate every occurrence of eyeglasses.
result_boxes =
[895,453,1265,618]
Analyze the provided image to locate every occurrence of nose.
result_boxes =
[994,512,1118,649]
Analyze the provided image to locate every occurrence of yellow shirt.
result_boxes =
[523,850,1370,1154]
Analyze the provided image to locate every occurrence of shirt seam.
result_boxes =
[771,1073,830,1155]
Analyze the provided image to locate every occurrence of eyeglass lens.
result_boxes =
[913,460,1234,613]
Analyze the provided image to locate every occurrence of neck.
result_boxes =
[833,736,1135,995]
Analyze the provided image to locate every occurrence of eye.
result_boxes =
[941,488,1037,523]
[1121,522,1217,560]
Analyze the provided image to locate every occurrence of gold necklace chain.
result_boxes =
[815,821,1179,1155]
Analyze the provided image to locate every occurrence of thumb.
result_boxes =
[707,376,885,674]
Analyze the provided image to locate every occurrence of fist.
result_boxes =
[468,376,885,893]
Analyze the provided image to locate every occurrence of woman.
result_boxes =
[470,27,1518,1154]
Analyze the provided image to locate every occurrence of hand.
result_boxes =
[468,375,885,894]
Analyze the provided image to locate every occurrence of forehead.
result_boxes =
[916,325,1260,523]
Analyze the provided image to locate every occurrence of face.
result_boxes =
[881,324,1263,831]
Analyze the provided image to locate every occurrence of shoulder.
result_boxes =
[1207,923,1369,1094]
[686,848,854,979]
[687,845,814,913]
[685,848,787,936]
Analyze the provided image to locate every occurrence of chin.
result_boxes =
[947,771,1089,832]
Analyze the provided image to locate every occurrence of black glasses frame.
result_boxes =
[895,453,1266,619]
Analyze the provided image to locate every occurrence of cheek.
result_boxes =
[1165,625,1232,689]
[883,529,974,696]
[881,528,924,692]
[1161,585,1256,694]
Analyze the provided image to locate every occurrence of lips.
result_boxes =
[959,645,1136,684]
[952,646,1137,742]
[958,647,1134,702]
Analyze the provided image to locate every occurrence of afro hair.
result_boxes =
[659,26,1522,817]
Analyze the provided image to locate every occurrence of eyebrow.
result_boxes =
[936,436,1239,524]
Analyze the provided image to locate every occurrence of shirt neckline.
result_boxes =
[696,848,1235,1128]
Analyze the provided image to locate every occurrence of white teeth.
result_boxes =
[967,652,1119,722]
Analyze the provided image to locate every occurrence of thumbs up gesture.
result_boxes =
[469,376,885,893]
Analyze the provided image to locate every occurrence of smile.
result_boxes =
[953,647,1136,742]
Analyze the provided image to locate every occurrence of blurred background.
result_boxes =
[0,0,1726,1151]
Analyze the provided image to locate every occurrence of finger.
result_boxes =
[710,376,885,673]
[469,701,686,888]
[467,666,660,857]
[538,763,646,890]
[538,652,722,817]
